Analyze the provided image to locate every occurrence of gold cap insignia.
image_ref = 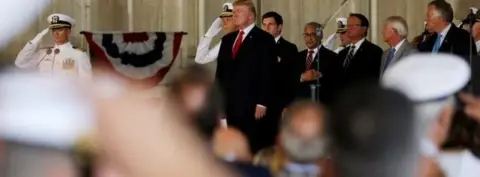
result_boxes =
[52,15,59,24]
[62,59,75,70]
[337,21,345,29]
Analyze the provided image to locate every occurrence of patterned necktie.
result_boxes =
[383,48,396,72]
[432,34,442,53]
[306,50,314,70]
[232,30,244,59]
[343,45,356,67]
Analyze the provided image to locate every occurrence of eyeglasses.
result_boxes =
[303,33,317,37]
[346,24,362,28]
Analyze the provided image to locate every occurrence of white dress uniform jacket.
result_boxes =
[15,41,92,80]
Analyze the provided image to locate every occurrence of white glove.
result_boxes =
[322,33,337,51]
[31,28,50,44]
[205,18,223,37]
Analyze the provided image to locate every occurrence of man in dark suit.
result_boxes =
[380,16,417,77]
[339,13,383,85]
[215,0,276,153]
[420,1,478,151]
[296,22,343,106]
[419,0,477,56]
[256,11,298,151]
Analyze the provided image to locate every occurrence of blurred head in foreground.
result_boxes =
[381,53,470,177]
[0,70,94,177]
[0,0,52,49]
[280,100,329,163]
[382,54,470,157]
[212,128,252,162]
[169,64,224,139]
[91,72,234,177]
[330,83,416,177]
[277,100,331,177]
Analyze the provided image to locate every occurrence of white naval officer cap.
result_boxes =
[470,7,478,15]
[381,53,470,103]
[382,54,470,157]
[336,17,347,33]
[0,70,94,150]
[48,13,76,29]
[220,3,233,18]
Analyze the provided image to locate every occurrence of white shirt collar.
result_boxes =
[240,23,255,36]
[476,40,480,53]
[435,23,452,47]
[439,23,452,37]
[275,36,281,43]
[351,38,366,54]
[392,39,406,52]
[54,42,72,50]
[307,45,321,57]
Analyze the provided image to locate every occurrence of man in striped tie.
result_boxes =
[295,22,343,105]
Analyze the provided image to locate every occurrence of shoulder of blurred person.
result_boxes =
[228,161,272,177]
[253,145,284,175]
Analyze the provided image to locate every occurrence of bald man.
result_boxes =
[213,128,252,162]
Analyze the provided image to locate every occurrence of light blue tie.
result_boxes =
[432,34,443,53]
[383,48,396,72]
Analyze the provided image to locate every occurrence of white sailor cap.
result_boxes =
[473,7,480,22]
[381,54,470,103]
[0,70,94,150]
[220,3,233,18]
[470,7,478,15]
[48,13,75,29]
[336,17,347,33]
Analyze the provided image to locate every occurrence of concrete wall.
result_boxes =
[1,0,479,80]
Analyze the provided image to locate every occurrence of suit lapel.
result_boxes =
[391,42,406,64]
[299,50,307,71]
[439,25,455,52]
[380,49,389,70]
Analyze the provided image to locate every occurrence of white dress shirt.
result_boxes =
[351,38,366,55]
[435,23,452,50]
[391,39,406,55]
[233,22,255,47]
[306,46,320,60]
[274,35,281,43]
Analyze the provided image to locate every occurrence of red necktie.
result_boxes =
[232,30,244,59]
[306,50,314,69]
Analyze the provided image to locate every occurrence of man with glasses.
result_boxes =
[15,13,92,80]
[295,22,343,105]
[338,13,383,86]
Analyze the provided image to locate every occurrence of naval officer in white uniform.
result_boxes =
[15,13,92,80]
[194,3,237,64]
